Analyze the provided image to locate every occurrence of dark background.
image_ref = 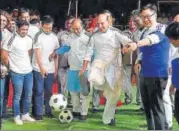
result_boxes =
[0,0,179,27]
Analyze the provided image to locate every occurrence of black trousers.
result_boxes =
[174,89,179,125]
[140,76,167,130]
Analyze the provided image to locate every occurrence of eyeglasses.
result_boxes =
[141,12,156,20]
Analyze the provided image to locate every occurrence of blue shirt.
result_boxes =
[139,24,170,77]
[172,48,179,89]
[140,31,169,77]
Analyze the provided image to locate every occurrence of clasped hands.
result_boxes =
[122,42,138,54]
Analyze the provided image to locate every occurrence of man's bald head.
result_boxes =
[102,10,113,26]
[97,14,109,33]
[72,18,83,35]
[98,14,108,22]
[174,14,179,22]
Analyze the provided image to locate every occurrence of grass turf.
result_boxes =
[2,87,179,130]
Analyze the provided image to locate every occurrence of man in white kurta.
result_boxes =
[79,14,132,125]
[56,19,92,120]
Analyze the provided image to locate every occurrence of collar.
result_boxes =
[74,29,85,37]
[41,29,52,35]
[146,22,160,31]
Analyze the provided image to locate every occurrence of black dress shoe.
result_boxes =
[92,107,99,113]
[79,115,88,121]
[34,115,43,121]
[125,97,132,105]
[72,112,80,119]
[45,113,55,119]
[136,102,142,105]
[108,118,116,126]
[2,114,11,119]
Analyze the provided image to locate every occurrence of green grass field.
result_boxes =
[2,87,179,130]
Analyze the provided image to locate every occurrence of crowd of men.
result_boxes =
[0,3,179,130]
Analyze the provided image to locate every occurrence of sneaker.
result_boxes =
[14,115,23,125]
[22,113,36,122]
[108,118,116,126]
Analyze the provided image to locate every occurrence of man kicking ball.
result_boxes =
[79,13,132,125]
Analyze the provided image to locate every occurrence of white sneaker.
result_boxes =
[14,115,23,125]
[22,113,36,122]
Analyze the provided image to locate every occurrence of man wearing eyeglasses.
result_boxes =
[134,6,173,130]
[123,4,171,130]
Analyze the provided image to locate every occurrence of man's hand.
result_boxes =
[49,52,57,62]
[0,70,7,79]
[123,42,138,53]
[79,68,86,76]
[170,85,175,94]
[134,63,141,74]
[40,67,48,78]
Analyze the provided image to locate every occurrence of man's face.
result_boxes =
[42,23,53,34]
[72,22,83,35]
[128,17,137,31]
[104,12,113,26]
[97,15,109,33]
[20,12,30,22]
[18,25,29,37]
[0,15,7,30]
[174,14,179,22]
[141,9,156,28]
[133,16,144,29]
[8,20,16,32]
[30,15,39,21]
[170,39,179,47]
[13,11,18,17]
[66,19,73,32]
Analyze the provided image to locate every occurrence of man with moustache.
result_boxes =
[79,13,132,125]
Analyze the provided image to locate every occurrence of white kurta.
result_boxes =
[84,27,132,124]
[85,27,132,89]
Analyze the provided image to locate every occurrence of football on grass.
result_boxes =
[59,110,73,123]
[49,94,67,112]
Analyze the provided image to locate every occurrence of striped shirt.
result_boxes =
[2,33,33,74]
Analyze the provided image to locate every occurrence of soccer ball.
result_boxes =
[59,110,73,123]
[49,94,67,112]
